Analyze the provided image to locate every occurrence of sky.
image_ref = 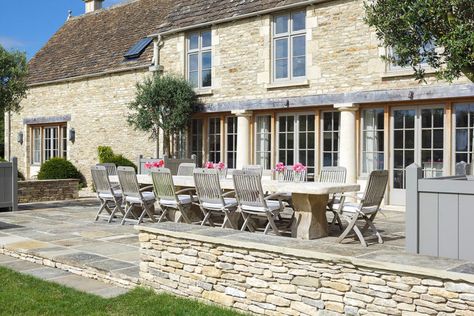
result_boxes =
[0,0,127,59]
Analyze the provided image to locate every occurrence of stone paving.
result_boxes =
[0,198,407,289]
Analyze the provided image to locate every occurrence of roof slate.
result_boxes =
[28,0,309,85]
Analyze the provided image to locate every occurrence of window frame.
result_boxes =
[254,115,272,170]
[360,108,385,177]
[276,112,316,177]
[30,123,67,166]
[190,118,204,167]
[207,117,221,163]
[226,116,238,169]
[272,10,307,82]
[320,111,340,168]
[187,30,212,89]
[452,102,474,167]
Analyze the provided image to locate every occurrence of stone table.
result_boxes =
[111,175,360,240]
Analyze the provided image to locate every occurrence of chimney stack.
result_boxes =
[83,0,104,13]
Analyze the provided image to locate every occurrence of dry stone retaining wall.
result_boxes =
[139,231,474,316]
[18,179,80,203]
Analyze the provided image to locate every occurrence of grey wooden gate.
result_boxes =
[0,157,18,211]
[406,163,474,261]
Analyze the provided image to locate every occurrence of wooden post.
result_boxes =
[406,163,422,254]
[11,157,18,212]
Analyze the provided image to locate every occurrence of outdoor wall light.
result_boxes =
[69,128,76,143]
[17,131,23,145]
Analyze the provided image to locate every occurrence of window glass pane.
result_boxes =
[189,71,199,88]
[189,54,198,72]
[202,31,212,48]
[275,15,289,34]
[189,33,199,50]
[293,56,306,77]
[275,59,288,79]
[275,39,288,59]
[456,105,469,127]
[292,11,306,31]
[202,70,212,87]
[292,35,305,56]
[202,52,212,69]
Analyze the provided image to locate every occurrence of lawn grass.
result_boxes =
[0,266,244,316]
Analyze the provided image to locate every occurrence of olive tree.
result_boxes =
[365,0,474,82]
[127,73,198,157]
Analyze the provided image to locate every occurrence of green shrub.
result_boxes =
[97,146,137,171]
[37,158,82,181]
[0,158,25,180]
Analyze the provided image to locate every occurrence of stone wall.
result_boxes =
[18,179,80,203]
[139,230,474,316]
[159,0,470,105]
[7,69,156,185]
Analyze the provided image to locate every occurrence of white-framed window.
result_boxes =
[226,117,237,169]
[321,111,340,167]
[454,103,474,164]
[208,117,221,163]
[187,30,212,88]
[273,10,306,81]
[30,124,67,165]
[255,115,272,170]
[277,113,315,176]
[361,108,385,175]
[190,119,203,167]
[387,41,435,72]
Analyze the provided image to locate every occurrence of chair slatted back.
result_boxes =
[233,170,267,208]
[361,170,389,208]
[177,163,196,176]
[138,158,163,175]
[318,166,347,183]
[242,165,263,176]
[91,166,113,195]
[282,167,307,182]
[151,168,177,202]
[117,166,141,199]
[193,168,225,206]
[97,163,119,186]
[164,155,197,175]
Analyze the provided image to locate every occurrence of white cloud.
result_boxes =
[0,36,26,50]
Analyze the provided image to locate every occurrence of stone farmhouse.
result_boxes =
[5,0,474,206]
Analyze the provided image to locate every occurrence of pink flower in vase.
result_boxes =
[204,161,214,169]
[144,162,153,169]
[292,162,307,174]
[275,162,286,173]
[214,162,226,171]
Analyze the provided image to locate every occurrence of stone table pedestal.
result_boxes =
[292,193,329,239]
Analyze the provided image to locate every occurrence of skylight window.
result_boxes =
[124,37,153,59]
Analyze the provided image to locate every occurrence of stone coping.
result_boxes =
[136,222,474,284]
[19,179,80,184]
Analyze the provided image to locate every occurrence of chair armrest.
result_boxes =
[222,191,235,197]
[265,193,285,209]
[139,185,153,192]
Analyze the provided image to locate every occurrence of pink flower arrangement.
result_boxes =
[205,161,226,170]
[274,162,286,173]
[292,162,307,174]
[214,161,226,171]
[144,159,165,169]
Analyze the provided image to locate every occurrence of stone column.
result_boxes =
[232,110,252,169]
[335,103,358,184]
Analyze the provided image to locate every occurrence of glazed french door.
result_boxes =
[390,106,445,205]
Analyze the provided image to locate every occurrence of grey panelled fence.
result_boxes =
[406,163,474,261]
[0,157,18,211]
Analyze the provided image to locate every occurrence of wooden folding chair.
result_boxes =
[177,163,196,176]
[151,168,196,223]
[117,166,156,225]
[332,170,388,247]
[242,165,263,176]
[193,168,238,229]
[318,166,347,230]
[233,170,286,235]
[90,165,124,223]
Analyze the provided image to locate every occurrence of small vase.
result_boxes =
[277,172,284,182]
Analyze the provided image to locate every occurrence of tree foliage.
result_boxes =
[127,73,198,156]
[0,45,28,112]
[365,0,474,82]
